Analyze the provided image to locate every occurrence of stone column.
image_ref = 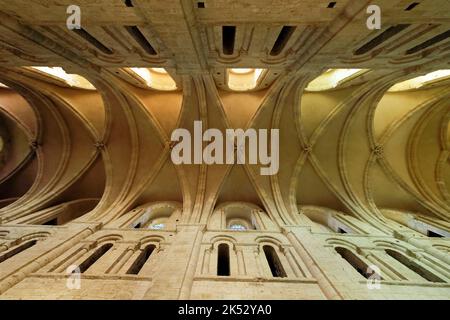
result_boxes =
[142,224,205,299]
[283,226,343,300]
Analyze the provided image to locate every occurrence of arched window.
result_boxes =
[149,223,165,230]
[335,247,376,279]
[226,217,254,231]
[76,243,113,273]
[43,218,58,225]
[128,202,181,229]
[217,243,230,276]
[0,240,37,264]
[126,244,156,275]
[263,245,286,278]
[300,207,358,234]
[427,230,444,238]
[229,223,246,231]
[385,249,445,283]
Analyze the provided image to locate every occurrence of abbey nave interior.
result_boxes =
[0,0,449,300]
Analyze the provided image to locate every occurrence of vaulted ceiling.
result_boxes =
[0,0,449,231]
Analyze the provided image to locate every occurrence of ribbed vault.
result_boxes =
[0,0,448,230]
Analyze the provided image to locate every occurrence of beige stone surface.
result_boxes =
[0,0,449,300]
